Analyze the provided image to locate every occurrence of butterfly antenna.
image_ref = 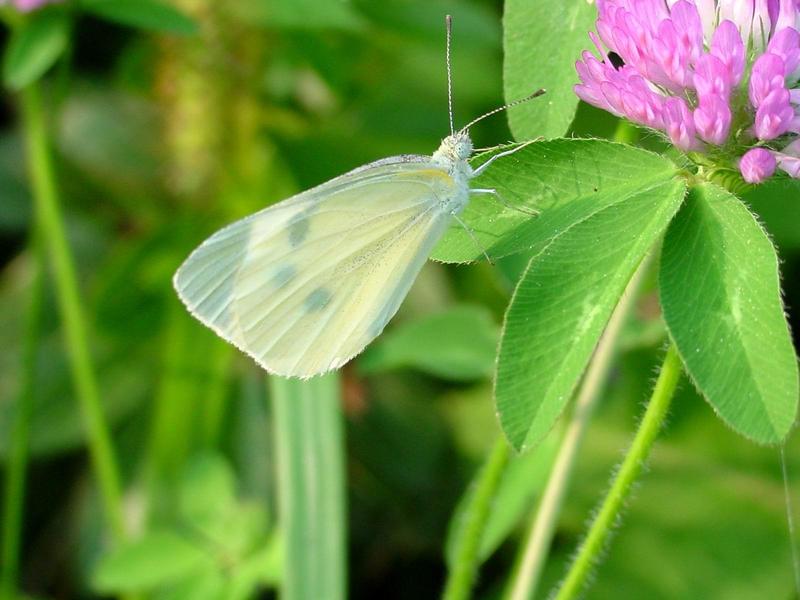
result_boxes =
[446,14,455,136]
[459,88,546,133]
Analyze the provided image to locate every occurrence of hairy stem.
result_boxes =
[20,83,126,541]
[553,344,681,600]
[443,438,511,600]
[506,258,649,600]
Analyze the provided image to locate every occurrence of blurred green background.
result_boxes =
[1,0,800,598]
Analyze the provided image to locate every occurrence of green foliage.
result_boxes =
[356,0,499,47]
[434,140,680,263]
[359,305,498,380]
[445,426,560,566]
[239,0,365,31]
[660,184,799,444]
[93,454,279,597]
[93,531,213,592]
[2,1,800,599]
[80,0,198,34]
[3,10,69,90]
[496,176,685,451]
[503,0,595,139]
[742,178,800,252]
[539,372,800,599]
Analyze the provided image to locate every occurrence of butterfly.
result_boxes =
[173,17,543,379]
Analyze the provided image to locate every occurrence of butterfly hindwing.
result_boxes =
[174,157,458,378]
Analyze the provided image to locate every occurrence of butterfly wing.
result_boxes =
[174,156,461,378]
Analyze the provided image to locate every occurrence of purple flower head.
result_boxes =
[1,0,58,12]
[576,0,800,184]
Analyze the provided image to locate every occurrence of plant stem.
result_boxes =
[201,341,233,447]
[19,83,126,541]
[443,438,511,600]
[553,344,682,600]
[145,302,203,502]
[272,375,347,600]
[0,233,45,600]
[506,258,649,600]
[780,446,800,596]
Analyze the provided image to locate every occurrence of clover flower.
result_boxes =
[2,0,56,12]
[575,0,800,184]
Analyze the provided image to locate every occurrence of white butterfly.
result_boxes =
[173,18,541,379]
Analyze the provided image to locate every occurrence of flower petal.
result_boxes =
[739,147,777,183]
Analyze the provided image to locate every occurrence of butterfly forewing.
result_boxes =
[174,157,458,378]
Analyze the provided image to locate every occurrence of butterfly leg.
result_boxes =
[470,188,538,216]
[471,139,536,178]
[450,212,495,266]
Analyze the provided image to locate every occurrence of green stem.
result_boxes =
[201,341,233,447]
[145,302,201,501]
[0,233,45,600]
[443,438,511,600]
[506,258,649,600]
[553,344,682,600]
[19,83,126,541]
[272,375,347,600]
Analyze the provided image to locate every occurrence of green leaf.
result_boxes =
[80,0,197,34]
[271,374,347,600]
[503,0,596,139]
[92,531,212,593]
[178,453,237,532]
[659,183,799,444]
[445,427,560,566]
[216,503,269,558]
[3,10,69,90]
[358,305,498,381]
[432,139,680,264]
[158,571,226,600]
[227,536,282,600]
[356,0,499,48]
[496,177,686,452]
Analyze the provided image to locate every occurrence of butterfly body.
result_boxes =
[173,132,480,378]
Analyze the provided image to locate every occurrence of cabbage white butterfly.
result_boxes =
[173,16,543,378]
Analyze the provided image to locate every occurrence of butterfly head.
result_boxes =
[433,132,473,166]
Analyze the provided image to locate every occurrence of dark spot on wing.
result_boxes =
[272,264,296,288]
[305,287,332,312]
[288,213,310,247]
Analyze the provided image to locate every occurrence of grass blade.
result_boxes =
[272,374,347,600]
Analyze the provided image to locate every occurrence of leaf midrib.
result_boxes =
[677,191,783,437]
[501,174,675,267]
